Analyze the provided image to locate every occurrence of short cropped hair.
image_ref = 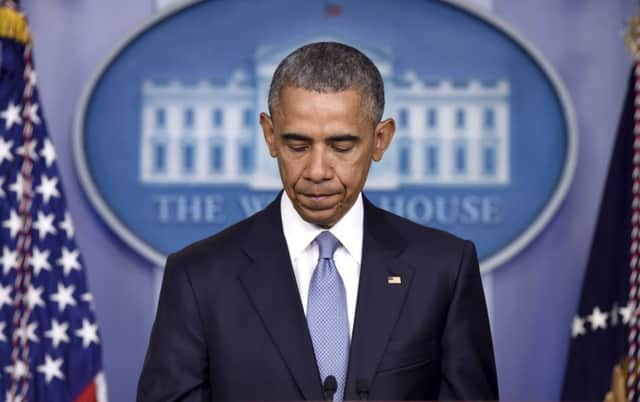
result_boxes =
[268,41,385,124]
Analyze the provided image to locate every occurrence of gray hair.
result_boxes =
[268,41,385,124]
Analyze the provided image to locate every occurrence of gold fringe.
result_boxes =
[627,15,640,59]
[0,7,31,44]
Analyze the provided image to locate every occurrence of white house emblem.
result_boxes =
[140,67,510,189]
[74,0,575,272]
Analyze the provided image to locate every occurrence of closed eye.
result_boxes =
[332,143,354,153]
[329,135,359,153]
[288,143,309,152]
[281,133,311,153]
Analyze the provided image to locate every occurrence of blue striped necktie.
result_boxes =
[307,231,350,402]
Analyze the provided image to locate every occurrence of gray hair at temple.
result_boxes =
[267,41,385,124]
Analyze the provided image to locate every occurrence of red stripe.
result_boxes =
[74,380,97,402]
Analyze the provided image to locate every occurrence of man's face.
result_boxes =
[260,86,395,228]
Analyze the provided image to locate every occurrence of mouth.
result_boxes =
[297,192,342,209]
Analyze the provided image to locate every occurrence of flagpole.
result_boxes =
[2,5,35,399]
[627,12,640,402]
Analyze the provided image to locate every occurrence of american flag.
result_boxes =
[561,70,633,400]
[0,3,107,402]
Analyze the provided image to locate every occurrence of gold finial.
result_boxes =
[627,15,640,59]
[0,6,31,45]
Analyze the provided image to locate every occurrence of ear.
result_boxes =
[372,117,396,161]
[259,112,277,158]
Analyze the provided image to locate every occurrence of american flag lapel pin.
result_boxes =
[387,275,402,285]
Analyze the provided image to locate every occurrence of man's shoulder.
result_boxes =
[370,206,478,289]
[169,209,262,267]
[370,201,467,248]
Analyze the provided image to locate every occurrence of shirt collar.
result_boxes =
[281,192,364,264]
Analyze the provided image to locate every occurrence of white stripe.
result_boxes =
[96,371,109,402]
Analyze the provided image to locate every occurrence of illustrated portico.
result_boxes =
[140,39,510,189]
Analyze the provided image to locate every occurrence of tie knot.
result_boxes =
[316,231,340,260]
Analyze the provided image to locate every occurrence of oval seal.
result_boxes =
[73,0,577,272]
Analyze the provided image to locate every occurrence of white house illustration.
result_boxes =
[139,40,510,189]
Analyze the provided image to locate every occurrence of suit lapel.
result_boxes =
[344,197,415,399]
[238,195,323,401]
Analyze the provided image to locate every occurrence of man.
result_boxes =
[137,42,499,401]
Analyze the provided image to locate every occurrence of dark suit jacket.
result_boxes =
[137,194,499,401]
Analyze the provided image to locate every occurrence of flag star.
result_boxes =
[571,316,586,338]
[25,284,45,310]
[75,319,99,348]
[0,137,14,165]
[15,139,39,161]
[25,103,41,125]
[0,177,4,197]
[0,284,12,308]
[50,282,76,312]
[40,138,56,167]
[0,321,6,342]
[3,209,22,238]
[37,354,64,383]
[8,174,24,201]
[587,306,609,331]
[15,321,39,344]
[620,302,633,325]
[0,246,18,275]
[31,246,52,276]
[45,319,70,348]
[59,212,74,239]
[36,175,60,203]
[57,247,81,276]
[81,292,95,311]
[0,101,22,130]
[4,359,29,380]
[33,211,57,240]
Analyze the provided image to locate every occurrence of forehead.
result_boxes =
[274,86,370,132]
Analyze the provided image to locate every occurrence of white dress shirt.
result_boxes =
[281,192,363,338]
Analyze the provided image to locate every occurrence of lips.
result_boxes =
[297,192,341,210]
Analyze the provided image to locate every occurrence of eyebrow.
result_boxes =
[280,133,360,142]
[280,133,311,142]
[328,134,359,142]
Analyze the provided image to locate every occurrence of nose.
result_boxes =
[305,146,332,183]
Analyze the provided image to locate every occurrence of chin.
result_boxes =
[298,208,340,228]
[301,213,336,227]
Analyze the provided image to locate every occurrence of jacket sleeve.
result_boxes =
[438,240,499,400]
[137,253,211,402]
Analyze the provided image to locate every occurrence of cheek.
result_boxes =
[278,158,305,187]
[334,160,370,188]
